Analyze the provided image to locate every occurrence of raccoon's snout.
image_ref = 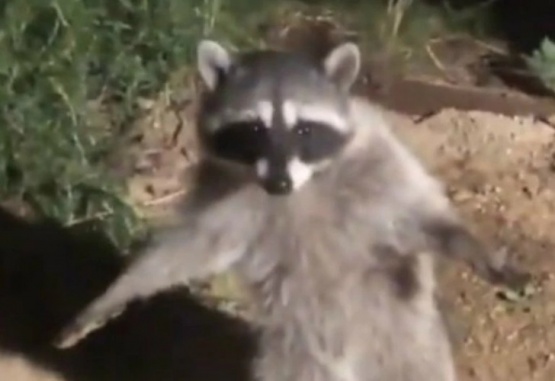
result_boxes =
[256,158,293,195]
[256,156,315,195]
[262,174,293,195]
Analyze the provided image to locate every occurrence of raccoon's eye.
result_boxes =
[250,122,265,133]
[295,124,312,136]
[294,120,348,163]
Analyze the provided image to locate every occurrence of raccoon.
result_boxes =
[54,40,529,381]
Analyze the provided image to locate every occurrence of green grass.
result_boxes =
[527,37,555,93]
[0,0,276,251]
[0,0,497,253]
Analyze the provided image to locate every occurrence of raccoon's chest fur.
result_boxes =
[235,191,441,379]
[231,128,452,380]
[236,174,417,327]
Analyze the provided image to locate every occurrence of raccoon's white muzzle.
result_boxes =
[255,157,315,195]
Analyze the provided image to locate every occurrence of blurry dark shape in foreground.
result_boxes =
[0,207,255,381]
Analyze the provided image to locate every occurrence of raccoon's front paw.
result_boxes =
[483,247,532,290]
[488,264,532,291]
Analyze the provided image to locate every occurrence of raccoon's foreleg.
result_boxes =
[421,217,530,290]
[54,218,250,349]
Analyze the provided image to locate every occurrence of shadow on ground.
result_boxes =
[0,207,255,381]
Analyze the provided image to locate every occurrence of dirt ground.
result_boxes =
[1,15,555,381]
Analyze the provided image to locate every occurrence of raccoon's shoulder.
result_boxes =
[334,96,447,206]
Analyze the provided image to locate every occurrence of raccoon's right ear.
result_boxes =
[197,40,233,91]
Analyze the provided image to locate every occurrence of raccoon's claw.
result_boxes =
[54,320,100,349]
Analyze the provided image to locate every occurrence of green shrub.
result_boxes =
[527,37,555,93]
[0,0,268,250]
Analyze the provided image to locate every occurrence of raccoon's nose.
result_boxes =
[263,175,293,195]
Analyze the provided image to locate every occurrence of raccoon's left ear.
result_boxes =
[197,40,234,91]
[323,42,361,91]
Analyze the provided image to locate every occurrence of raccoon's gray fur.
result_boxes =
[54,40,528,381]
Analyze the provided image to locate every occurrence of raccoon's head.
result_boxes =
[196,39,361,196]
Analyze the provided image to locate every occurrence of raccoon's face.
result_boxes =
[196,40,361,196]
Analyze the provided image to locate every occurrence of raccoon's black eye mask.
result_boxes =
[210,120,269,164]
[209,118,348,166]
[292,120,348,163]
